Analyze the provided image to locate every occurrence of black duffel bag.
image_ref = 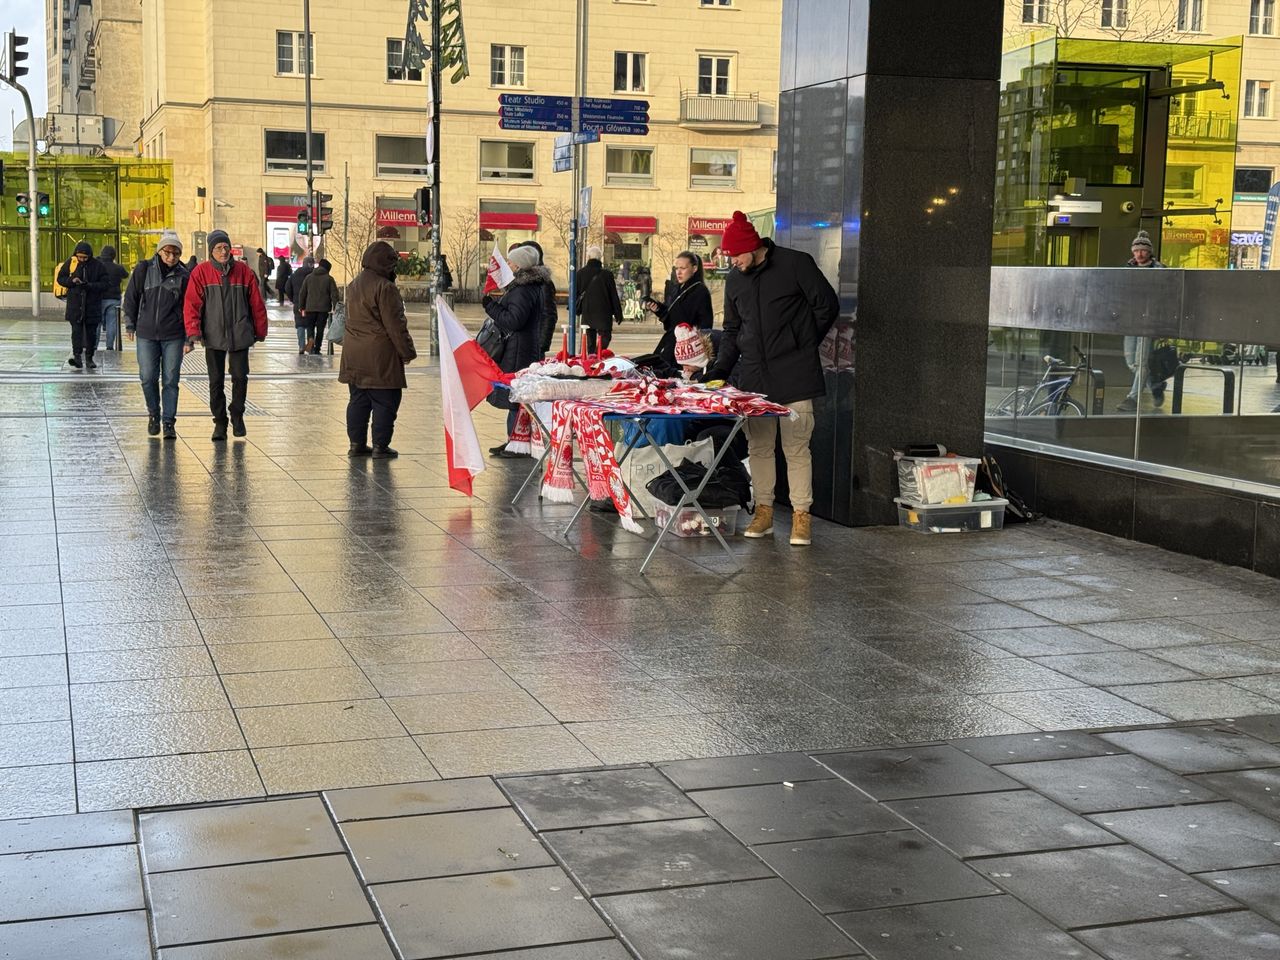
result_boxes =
[646,457,752,510]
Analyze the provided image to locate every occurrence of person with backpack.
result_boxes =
[123,230,191,439]
[57,241,110,370]
[297,258,339,354]
[576,245,623,355]
[97,245,130,351]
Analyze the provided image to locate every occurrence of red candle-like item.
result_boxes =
[580,329,587,361]
[561,328,568,358]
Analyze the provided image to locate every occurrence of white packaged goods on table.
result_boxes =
[896,456,980,504]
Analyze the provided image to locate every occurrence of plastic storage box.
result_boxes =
[654,504,739,537]
[896,456,981,504]
[895,498,1007,534]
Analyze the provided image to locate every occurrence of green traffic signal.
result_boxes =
[14,192,30,217]
[36,193,50,217]
[296,209,311,235]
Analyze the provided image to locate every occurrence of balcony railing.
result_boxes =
[680,92,760,125]
[1168,111,1235,142]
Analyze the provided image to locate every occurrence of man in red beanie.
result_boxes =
[704,211,839,546]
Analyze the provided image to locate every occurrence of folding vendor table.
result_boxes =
[562,409,782,575]
[489,385,588,507]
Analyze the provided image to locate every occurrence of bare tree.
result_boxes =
[650,224,689,278]
[538,199,575,282]
[1005,0,1180,41]
[443,207,481,300]
[327,195,379,286]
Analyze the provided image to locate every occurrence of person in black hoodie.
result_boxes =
[645,250,714,375]
[123,230,190,439]
[97,245,130,351]
[575,246,623,355]
[285,256,316,354]
[484,245,548,457]
[57,241,110,369]
[274,256,293,306]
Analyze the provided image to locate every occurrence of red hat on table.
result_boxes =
[720,211,762,257]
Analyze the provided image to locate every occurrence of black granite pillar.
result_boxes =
[778,0,1003,525]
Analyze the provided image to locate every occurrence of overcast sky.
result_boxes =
[0,0,49,150]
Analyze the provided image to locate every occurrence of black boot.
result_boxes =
[67,354,83,368]
[211,419,228,442]
[348,443,373,457]
[230,413,246,438]
[162,421,177,440]
[147,414,161,437]
[371,445,399,459]
[85,353,97,370]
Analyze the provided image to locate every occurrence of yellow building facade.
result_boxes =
[134,0,781,286]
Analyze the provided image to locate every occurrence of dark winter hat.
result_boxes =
[1131,230,1154,252]
[100,245,117,261]
[74,241,94,257]
[319,258,332,271]
[207,230,231,254]
[720,211,762,257]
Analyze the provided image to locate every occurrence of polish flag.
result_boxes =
[483,244,514,295]
[437,296,506,496]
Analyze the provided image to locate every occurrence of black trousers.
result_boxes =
[347,385,402,447]
[306,313,328,353]
[206,348,249,421]
[585,326,611,355]
[70,318,100,358]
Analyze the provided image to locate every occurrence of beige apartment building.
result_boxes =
[1005,0,1280,268]
[119,0,782,285]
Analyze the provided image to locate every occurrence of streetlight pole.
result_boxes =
[429,0,443,356]
[0,70,40,317]
[303,0,315,259]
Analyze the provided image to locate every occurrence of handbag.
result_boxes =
[326,302,346,344]
[476,316,510,364]
[1147,341,1180,384]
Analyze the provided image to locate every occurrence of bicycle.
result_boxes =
[988,347,1088,417]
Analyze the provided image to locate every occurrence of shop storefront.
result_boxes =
[602,215,655,274]
[688,215,732,266]
[375,199,426,257]
[1229,230,1265,269]
[264,192,314,264]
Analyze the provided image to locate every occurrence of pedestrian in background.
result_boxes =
[483,244,546,458]
[183,229,268,441]
[57,241,108,370]
[275,255,293,306]
[97,245,129,351]
[576,245,623,356]
[298,258,339,354]
[703,211,839,547]
[256,248,274,300]
[286,255,315,354]
[1117,230,1168,413]
[340,241,417,459]
[123,230,190,439]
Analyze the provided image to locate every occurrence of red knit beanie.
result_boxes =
[720,211,762,257]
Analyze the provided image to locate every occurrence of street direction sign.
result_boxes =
[499,104,572,121]
[579,97,649,116]
[500,117,571,132]
[578,120,649,136]
[498,96,647,136]
[499,94,573,110]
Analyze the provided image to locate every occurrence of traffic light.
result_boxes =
[4,32,29,82]
[296,208,311,235]
[36,193,50,217]
[414,187,429,226]
[316,193,334,234]
[14,192,30,217]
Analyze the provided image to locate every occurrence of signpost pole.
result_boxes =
[303,0,315,261]
[429,0,443,356]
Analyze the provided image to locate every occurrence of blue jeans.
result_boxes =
[137,336,185,422]
[100,299,121,349]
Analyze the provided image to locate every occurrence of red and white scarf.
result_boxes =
[542,400,640,533]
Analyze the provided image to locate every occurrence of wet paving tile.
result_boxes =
[209,637,357,674]
[0,653,67,689]
[196,613,335,645]
[1186,767,1280,819]
[67,646,216,683]
[1099,726,1280,773]
[417,725,602,780]
[342,807,554,883]
[0,810,134,855]
[341,632,485,665]
[594,877,857,960]
[252,737,438,793]
[1106,680,1280,721]
[1074,911,1280,960]
[1196,864,1280,922]
[147,854,373,947]
[658,751,836,791]
[693,778,906,845]
[326,776,508,822]
[374,865,611,959]
[567,715,751,764]
[0,685,70,724]
[73,709,247,761]
[0,911,152,960]
[76,750,265,811]
[831,896,1105,960]
[819,744,1020,801]
[708,704,894,753]
[1088,801,1280,872]
[70,676,230,718]
[236,698,407,747]
[139,796,342,872]
[222,666,378,708]
[0,844,144,922]
[951,730,1120,765]
[502,766,703,832]
[756,830,999,913]
[157,925,397,960]
[1031,650,1200,686]
[1148,641,1280,678]
[63,619,205,653]
[0,719,72,767]
[0,764,77,818]
[388,689,556,735]
[980,687,1169,729]
[998,753,1222,813]
[969,626,1121,657]
[363,659,521,698]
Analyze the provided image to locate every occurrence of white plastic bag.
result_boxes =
[617,437,715,515]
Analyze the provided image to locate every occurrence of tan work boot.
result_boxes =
[744,504,774,539]
[790,511,812,546]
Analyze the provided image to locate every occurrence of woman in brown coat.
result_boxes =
[339,242,417,459]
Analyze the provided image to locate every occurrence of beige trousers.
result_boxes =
[745,399,815,513]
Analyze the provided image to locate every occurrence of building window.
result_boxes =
[605,146,654,186]
[1234,167,1274,197]
[697,54,733,96]
[1022,1,1049,22]
[1100,0,1129,28]
[614,52,647,93]
[1251,0,1276,34]
[386,38,422,82]
[1177,0,1204,31]
[264,130,325,173]
[700,0,733,5]
[480,140,534,180]
[490,44,525,87]
[276,31,314,76]
[376,135,429,177]
[1165,164,1202,199]
[690,148,738,189]
[1244,79,1273,118]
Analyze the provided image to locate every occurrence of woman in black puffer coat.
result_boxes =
[646,250,714,376]
[484,245,549,457]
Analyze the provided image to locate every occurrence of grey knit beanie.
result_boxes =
[156,230,183,254]
[1131,230,1153,252]
[508,245,540,271]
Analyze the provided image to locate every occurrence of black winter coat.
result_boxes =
[99,258,129,299]
[286,265,315,325]
[484,266,549,374]
[275,260,293,290]
[123,256,190,340]
[708,239,839,405]
[575,259,623,335]
[538,274,559,355]
[654,279,714,372]
[57,256,109,324]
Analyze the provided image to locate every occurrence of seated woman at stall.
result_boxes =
[643,250,714,377]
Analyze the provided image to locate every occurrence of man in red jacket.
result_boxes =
[183,229,268,441]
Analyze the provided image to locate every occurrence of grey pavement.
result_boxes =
[2,310,1280,957]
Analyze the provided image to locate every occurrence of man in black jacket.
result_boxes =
[704,211,839,547]
[57,241,110,370]
[286,256,316,354]
[97,245,130,351]
[123,230,190,439]
[576,246,623,355]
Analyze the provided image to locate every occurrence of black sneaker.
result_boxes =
[371,445,399,459]
[212,419,228,442]
[1115,397,1138,413]
[85,354,97,370]
[147,415,161,436]
[488,443,509,457]
[67,355,82,368]
[1151,384,1165,408]
[162,421,177,440]
[230,414,246,438]
[348,444,373,457]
